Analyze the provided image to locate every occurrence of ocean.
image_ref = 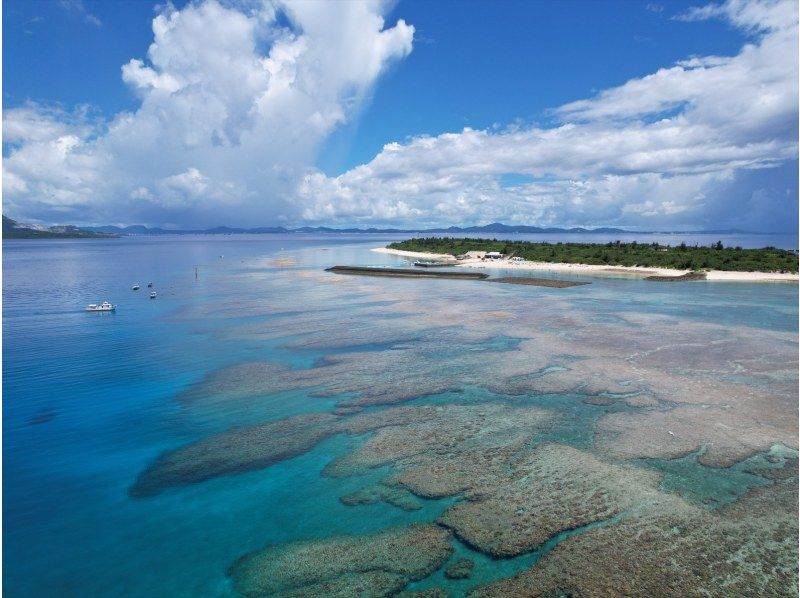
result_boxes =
[3,234,798,596]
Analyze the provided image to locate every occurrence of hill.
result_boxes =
[3,216,117,239]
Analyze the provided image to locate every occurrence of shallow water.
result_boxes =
[4,235,798,596]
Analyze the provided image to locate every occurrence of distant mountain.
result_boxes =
[3,216,117,239]
[437,223,633,234]
[10,219,768,237]
[79,221,636,235]
[83,224,167,235]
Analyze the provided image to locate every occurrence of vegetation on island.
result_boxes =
[388,237,799,273]
[2,216,117,239]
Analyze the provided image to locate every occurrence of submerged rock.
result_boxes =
[340,483,423,511]
[596,403,797,467]
[276,571,407,597]
[437,444,665,558]
[471,479,798,597]
[27,408,56,425]
[129,412,340,497]
[131,404,552,497]
[582,396,616,406]
[228,524,453,597]
[397,589,448,598]
[176,362,313,405]
[745,455,799,481]
[325,404,554,481]
[444,559,474,580]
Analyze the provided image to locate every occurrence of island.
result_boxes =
[2,216,117,239]
[377,238,799,282]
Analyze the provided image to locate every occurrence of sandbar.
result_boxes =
[372,247,799,282]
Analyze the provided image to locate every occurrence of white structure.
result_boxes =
[485,251,504,260]
[86,301,116,312]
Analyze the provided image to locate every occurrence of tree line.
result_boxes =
[388,237,798,273]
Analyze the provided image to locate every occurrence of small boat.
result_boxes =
[149,291,157,299]
[132,284,140,290]
[147,282,153,288]
[86,301,116,312]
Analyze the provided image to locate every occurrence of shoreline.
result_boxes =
[371,247,799,283]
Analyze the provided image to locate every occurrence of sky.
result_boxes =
[2,0,798,231]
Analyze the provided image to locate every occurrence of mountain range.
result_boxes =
[2,216,117,239]
[80,222,640,235]
[4,216,759,238]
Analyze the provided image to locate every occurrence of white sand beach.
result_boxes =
[372,247,799,283]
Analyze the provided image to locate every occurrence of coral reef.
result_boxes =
[131,404,554,497]
[325,404,554,482]
[340,483,423,511]
[154,258,797,596]
[437,444,665,557]
[130,413,340,497]
[471,479,798,597]
[596,404,797,467]
[228,524,453,597]
[444,559,474,580]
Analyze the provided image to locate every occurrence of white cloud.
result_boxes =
[676,0,797,33]
[3,104,99,144]
[59,0,102,27]
[4,0,413,226]
[297,0,797,229]
[3,0,797,230]
[121,59,183,94]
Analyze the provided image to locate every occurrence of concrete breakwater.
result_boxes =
[325,266,592,289]
[326,266,490,280]
[325,266,593,288]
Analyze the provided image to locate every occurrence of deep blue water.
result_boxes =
[3,234,797,597]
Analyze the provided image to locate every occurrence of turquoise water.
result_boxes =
[4,235,798,596]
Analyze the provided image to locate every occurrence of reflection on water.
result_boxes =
[3,235,798,596]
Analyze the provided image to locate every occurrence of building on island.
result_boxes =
[485,251,504,260]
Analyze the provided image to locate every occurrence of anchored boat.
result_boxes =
[132,284,140,290]
[86,301,115,312]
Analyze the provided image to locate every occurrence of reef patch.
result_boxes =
[437,444,664,558]
[130,412,340,497]
[228,524,453,597]
[470,478,798,597]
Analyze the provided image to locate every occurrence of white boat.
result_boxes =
[132,284,140,290]
[149,291,157,299]
[86,301,116,312]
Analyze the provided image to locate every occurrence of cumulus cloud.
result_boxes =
[3,0,797,230]
[298,0,798,230]
[4,0,414,226]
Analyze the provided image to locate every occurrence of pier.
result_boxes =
[325,266,489,280]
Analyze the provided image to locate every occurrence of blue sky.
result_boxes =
[3,0,798,231]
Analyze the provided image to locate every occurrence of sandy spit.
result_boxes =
[371,247,799,283]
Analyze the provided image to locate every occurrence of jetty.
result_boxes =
[326,266,489,280]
